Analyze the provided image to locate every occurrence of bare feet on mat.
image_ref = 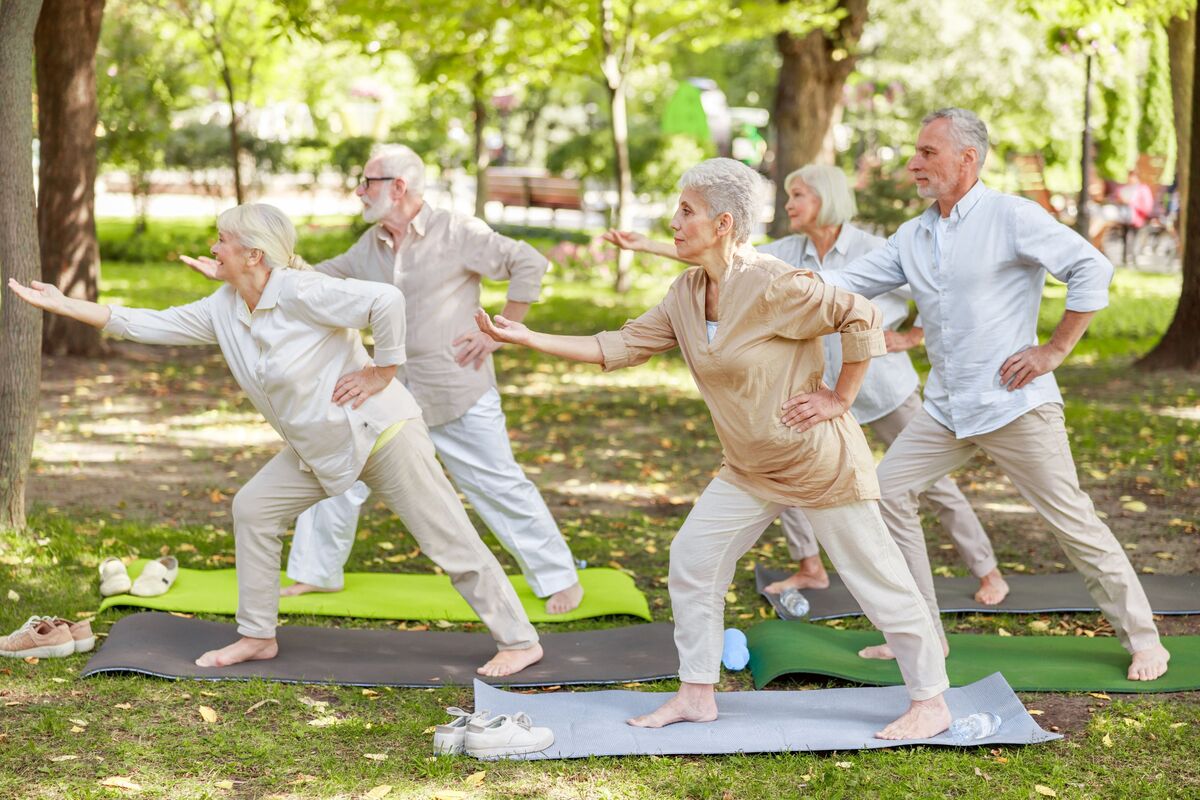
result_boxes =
[626,688,718,728]
[280,582,342,597]
[973,569,1010,605]
[544,581,584,615]
[764,558,830,594]
[875,695,951,740]
[1128,644,1170,681]
[195,636,278,667]
[477,643,544,677]
[859,638,949,661]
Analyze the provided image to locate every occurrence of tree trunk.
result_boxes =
[770,0,868,238]
[472,73,489,220]
[1076,53,1094,237]
[0,0,48,530]
[219,63,244,205]
[35,0,106,358]
[1166,14,1194,240]
[607,77,634,293]
[1139,11,1199,371]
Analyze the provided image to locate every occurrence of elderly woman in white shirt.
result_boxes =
[8,203,541,677]
[605,164,1008,605]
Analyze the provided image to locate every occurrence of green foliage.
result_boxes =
[1137,21,1177,182]
[1096,57,1139,181]
[547,124,713,200]
[328,135,376,190]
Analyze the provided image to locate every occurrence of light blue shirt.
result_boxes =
[760,223,919,424]
[822,181,1113,438]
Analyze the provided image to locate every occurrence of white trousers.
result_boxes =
[287,389,578,597]
[671,478,949,701]
[778,390,996,578]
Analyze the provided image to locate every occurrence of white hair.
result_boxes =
[922,107,989,172]
[677,158,764,244]
[217,203,308,270]
[369,143,426,197]
[784,164,857,227]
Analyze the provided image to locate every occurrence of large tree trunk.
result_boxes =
[1140,11,1199,371]
[472,73,489,220]
[35,0,106,358]
[770,0,868,238]
[219,63,245,205]
[1166,13,1194,240]
[0,0,48,530]
[606,78,634,293]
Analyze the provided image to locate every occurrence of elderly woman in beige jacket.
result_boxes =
[9,203,541,678]
[476,158,951,740]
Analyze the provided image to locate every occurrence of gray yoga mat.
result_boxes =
[471,671,1059,758]
[81,612,678,687]
[755,566,1200,621]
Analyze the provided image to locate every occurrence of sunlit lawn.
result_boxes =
[1,232,1198,798]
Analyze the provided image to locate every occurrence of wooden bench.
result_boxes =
[484,168,584,225]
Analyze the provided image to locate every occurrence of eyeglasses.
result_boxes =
[357,176,396,191]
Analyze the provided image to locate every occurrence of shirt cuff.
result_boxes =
[371,345,407,368]
[840,328,886,362]
[1063,289,1109,313]
[102,306,131,337]
[596,330,630,372]
[506,277,544,304]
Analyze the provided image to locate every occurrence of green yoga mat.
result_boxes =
[747,620,1199,693]
[98,562,651,623]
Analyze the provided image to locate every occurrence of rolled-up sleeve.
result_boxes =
[459,217,548,303]
[821,235,908,299]
[294,277,407,367]
[761,271,885,362]
[1011,200,1112,312]
[596,302,678,372]
[102,295,218,346]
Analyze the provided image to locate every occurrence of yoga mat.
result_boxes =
[81,612,678,687]
[755,566,1200,621]
[99,562,651,622]
[746,620,1200,692]
[470,672,1059,758]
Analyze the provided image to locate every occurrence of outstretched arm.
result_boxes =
[475,310,604,364]
[602,230,697,265]
[8,279,111,328]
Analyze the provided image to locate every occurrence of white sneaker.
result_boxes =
[433,707,489,755]
[464,712,554,759]
[98,557,132,597]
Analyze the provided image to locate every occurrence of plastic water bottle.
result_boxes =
[778,588,811,619]
[721,628,749,670]
[948,712,1002,741]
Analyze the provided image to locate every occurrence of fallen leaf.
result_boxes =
[99,776,142,791]
[1122,500,1147,513]
[24,657,39,665]
[298,697,329,709]
[994,756,1008,764]
[1035,785,1057,797]
[432,793,466,800]
[1028,620,1051,632]
[114,703,133,710]
[199,706,218,723]
[1089,693,1111,701]
[69,726,85,733]
[244,699,279,715]
[725,592,737,603]
[464,771,486,787]
[363,753,388,761]
[1170,722,1188,729]
[997,628,1012,637]
[361,689,379,698]
[51,677,68,684]
[6,590,18,602]
[200,691,219,698]
[365,787,393,800]
[1155,552,1176,561]
[434,620,453,629]
[835,761,852,768]
[69,718,88,727]
[49,755,79,762]
[1122,717,1143,729]
[1102,733,1113,748]
[1027,709,1044,716]
[214,780,234,790]
[422,726,437,735]
[308,716,341,727]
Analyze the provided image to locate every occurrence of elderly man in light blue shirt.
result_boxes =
[813,108,1169,682]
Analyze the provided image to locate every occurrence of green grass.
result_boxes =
[2,232,1198,798]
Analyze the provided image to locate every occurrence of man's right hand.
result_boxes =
[180,255,221,280]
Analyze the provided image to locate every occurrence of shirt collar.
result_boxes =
[800,225,852,264]
[919,179,988,231]
[236,268,286,326]
[375,202,432,249]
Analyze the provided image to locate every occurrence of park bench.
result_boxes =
[1010,153,1059,217]
[484,167,585,225]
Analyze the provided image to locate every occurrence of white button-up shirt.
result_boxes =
[823,181,1113,438]
[759,223,919,423]
[103,268,423,494]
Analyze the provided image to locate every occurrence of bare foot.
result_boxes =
[627,690,718,728]
[973,570,1010,606]
[876,694,951,740]
[544,582,584,615]
[859,638,949,661]
[477,643,544,677]
[1128,644,1170,681]
[195,636,278,667]
[280,582,342,597]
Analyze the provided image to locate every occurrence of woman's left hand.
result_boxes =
[333,364,398,409]
[780,388,848,433]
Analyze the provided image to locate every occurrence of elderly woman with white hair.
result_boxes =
[8,203,542,677]
[606,165,1008,606]
[476,158,951,739]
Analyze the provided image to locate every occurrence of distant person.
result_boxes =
[1090,169,1155,250]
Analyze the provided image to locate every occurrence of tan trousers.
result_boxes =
[231,419,538,650]
[670,477,949,700]
[877,403,1160,653]
[779,391,996,578]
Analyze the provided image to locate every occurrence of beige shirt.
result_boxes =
[596,247,886,508]
[315,203,549,426]
[104,268,422,495]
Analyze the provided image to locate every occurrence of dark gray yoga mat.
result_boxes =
[755,566,1200,621]
[472,672,1059,758]
[81,612,678,687]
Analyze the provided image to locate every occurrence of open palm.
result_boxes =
[7,278,66,313]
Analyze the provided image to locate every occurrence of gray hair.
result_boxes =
[217,203,309,270]
[922,108,989,171]
[369,143,426,197]
[784,164,857,227]
[677,157,764,245]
